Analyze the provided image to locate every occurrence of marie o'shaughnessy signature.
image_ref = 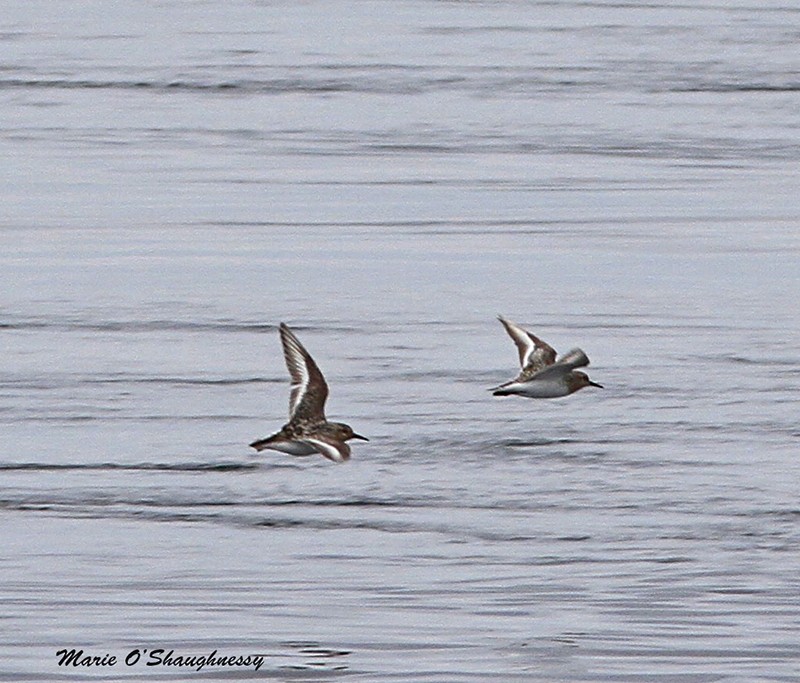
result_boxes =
[56,647,266,672]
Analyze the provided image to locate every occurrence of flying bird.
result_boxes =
[491,315,603,398]
[250,323,367,462]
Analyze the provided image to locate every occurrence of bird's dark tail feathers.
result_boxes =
[249,435,277,452]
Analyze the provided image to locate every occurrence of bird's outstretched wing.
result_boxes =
[497,315,557,380]
[280,323,329,421]
[302,437,351,463]
[530,348,591,381]
[554,348,590,370]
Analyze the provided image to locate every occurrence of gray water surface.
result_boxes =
[2,2,799,681]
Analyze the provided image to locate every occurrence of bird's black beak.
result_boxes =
[352,433,369,441]
[589,381,604,389]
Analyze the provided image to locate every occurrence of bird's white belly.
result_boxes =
[511,380,571,399]
[269,441,317,456]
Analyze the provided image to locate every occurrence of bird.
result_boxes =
[249,323,368,463]
[491,315,603,398]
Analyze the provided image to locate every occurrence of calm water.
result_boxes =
[2,1,800,681]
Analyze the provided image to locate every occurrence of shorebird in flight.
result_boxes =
[250,323,367,462]
[491,315,602,399]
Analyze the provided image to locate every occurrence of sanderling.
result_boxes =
[491,315,603,398]
[250,323,367,462]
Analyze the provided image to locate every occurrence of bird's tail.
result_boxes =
[249,434,278,451]
[489,379,515,396]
